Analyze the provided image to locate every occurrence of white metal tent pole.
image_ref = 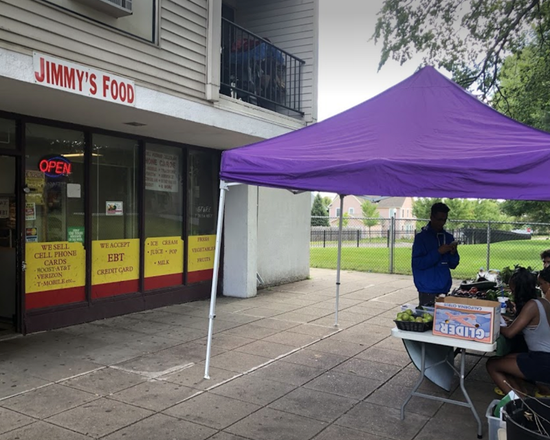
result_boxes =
[334,195,345,327]
[204,180,239,379]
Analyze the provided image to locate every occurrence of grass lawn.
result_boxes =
[310,240,550,279]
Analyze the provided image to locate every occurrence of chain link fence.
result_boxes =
[311,216,550,279]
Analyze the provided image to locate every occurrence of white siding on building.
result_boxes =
[1,0,316,122]
[0,0,208,100]
[236,0,318,122]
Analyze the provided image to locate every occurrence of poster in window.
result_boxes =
[25,202,36,221]
[145,150,179,193]
[106,201,123,216]
[25,228,38,242]
[25,170,45,205]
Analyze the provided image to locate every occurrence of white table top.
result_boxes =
[391,327,497,353]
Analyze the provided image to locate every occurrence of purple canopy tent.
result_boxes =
[220,66,550,200]
[204,66,550,379]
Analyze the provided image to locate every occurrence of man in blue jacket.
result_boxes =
[412,202,460,306]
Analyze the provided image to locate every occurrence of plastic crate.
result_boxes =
[486,399,506,440]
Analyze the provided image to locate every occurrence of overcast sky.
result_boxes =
[318,0,420,120]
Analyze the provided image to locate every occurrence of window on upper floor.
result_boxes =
[41,0,157,43]
[336,208,341,217]
[349,207,354,215]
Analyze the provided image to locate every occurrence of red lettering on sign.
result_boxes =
[63,66,75,89]
[38,160,49,173]
[51,63,63,86]
[35,57,45,83]
[90,73,97,95]
[38,158,72,177]
[103,75,110,98]
[127,84,135,104]
[34,54,136,106]
[111,79,118,100]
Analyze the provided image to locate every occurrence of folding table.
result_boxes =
[392,327,497,438]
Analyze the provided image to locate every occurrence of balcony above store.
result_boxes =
[220,18,305,117]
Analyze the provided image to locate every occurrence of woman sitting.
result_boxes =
[486,267,550,396]
[507,267,540,320]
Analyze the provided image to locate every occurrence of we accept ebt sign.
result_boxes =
[33,52,136,106]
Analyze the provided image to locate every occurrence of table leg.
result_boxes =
[401,341,426,420]
[458,348,483,438]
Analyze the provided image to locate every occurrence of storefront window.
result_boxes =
[187,150,219,283]
[91,134,139,298]
[24,124,86,309]
[0,118,16,149]
[144,143,184,290]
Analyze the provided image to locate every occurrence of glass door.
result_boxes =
[0,155,17,331]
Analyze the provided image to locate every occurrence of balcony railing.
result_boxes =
[220,18,305,116]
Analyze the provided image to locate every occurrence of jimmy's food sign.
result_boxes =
[33,52,136,106]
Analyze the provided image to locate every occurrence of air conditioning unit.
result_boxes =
[73,0,133,18]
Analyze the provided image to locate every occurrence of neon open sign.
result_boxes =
[38,156,72,178]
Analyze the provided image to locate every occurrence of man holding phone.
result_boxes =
[412,202,460,306]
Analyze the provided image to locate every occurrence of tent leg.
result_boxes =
[335,195,345,327]
[204,180,232,379]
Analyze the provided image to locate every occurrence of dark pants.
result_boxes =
[418,292,444,307]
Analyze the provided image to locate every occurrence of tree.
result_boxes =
[412,198,511,228]
[342,212,350,227]
[472,199,513,230]
[500,200,550,225]
[311,193,329,227]
[440,199,474,226]
[373,0,550,98]
[412,198,442,220]
[492,41,550,132]
[361,200,380,239]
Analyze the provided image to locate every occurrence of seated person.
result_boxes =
[542,249,550,269]
[486,267,550,396]
[505,267,540,320]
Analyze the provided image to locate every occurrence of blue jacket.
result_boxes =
[412,223,459,294]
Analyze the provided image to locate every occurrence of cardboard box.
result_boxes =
[433,297,501,344]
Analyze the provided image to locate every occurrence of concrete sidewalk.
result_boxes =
[0,269,496,440]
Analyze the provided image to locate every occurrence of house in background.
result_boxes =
[0,0,318,334]
[327,195,417,238]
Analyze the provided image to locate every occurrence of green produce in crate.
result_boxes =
[396,309,414,321]
[395,309,433,324]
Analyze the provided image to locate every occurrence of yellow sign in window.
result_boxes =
[92,239,139,285]
[188,235,216,273]
[144,236,184,278]
[25,241,85,293]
